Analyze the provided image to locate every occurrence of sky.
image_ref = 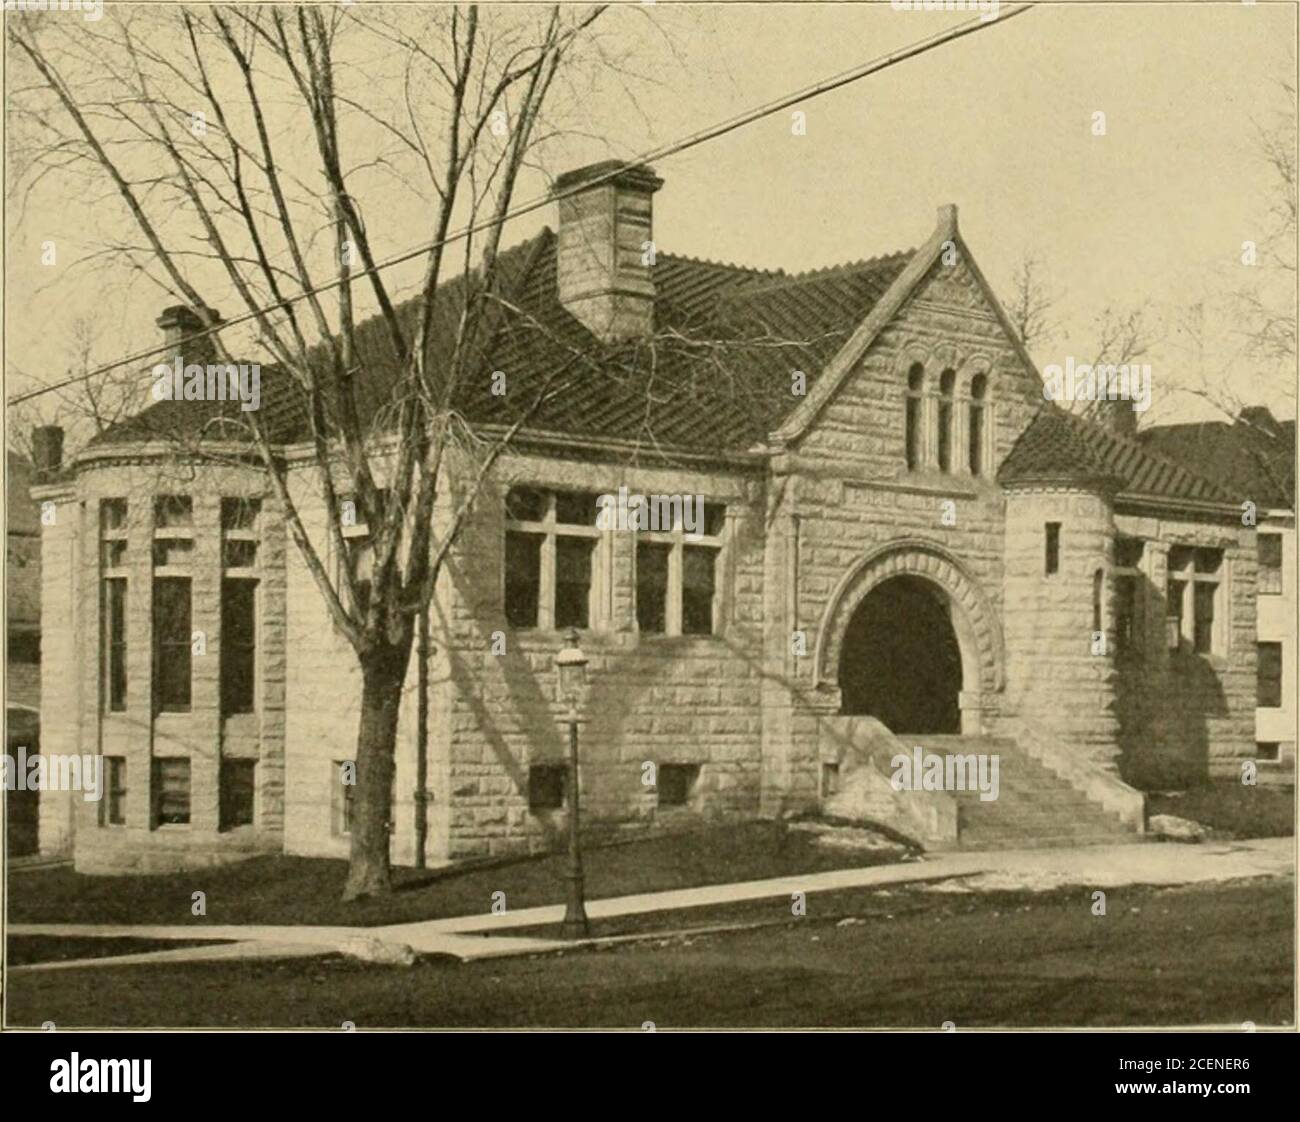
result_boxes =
[5,1,1297,437]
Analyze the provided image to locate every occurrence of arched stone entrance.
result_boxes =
[838,575,963,733]
[812,539,1003,735]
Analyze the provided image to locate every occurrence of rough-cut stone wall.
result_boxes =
[1000,485,1118,768]
[1255,520,1296,772]
[45,460,285,874]
[280,462,426,868]
[1112,509,1257,785]
[760,253,1047,811]
[433,451,765,859]
[34,490,78,856]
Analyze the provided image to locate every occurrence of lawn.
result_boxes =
[6,879,1291,1028]
[1147,781,1295,839]
[6,821,916,928]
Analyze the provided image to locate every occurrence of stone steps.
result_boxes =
[905,733,1136,850]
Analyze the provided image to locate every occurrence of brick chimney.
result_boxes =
[157,304,222,367]
[552,161,663,341]
[31,425,63,480]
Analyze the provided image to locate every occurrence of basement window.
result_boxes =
[656,764,700,807]
[528,765,566,811]
[219,759,256,830]
[1256,742,1280,763]
[821,762,840,798]
[151,757,191,828]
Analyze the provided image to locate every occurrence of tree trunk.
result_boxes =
[342,639,412,901]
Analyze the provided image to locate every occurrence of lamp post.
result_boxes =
[555,627,590,940]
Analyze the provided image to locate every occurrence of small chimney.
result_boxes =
[1096,397,1139,439]
[157,304,222,367]
[552,161,663,341]
[32,425,63,479]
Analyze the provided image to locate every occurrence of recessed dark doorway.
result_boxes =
[838,575,963,734]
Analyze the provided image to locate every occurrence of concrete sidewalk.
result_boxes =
[10,837,1292,971]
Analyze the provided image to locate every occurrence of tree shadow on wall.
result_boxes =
[1115,573,1229,789]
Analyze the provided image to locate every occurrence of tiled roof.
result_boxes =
[1139,408,1295,512]
[998,407,1238,504]
[90,228,912,458]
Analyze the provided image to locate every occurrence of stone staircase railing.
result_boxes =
[994,716,1145,835]
[817,715,960,849]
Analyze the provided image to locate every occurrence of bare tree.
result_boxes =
[9,3,620,898]
[1009,247,1155,424]
[1178,75,1295,470]
[1006,249,1055,354]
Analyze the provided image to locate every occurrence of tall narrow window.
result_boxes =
[1045,523,1061,576]
[101,499,129,713]
[968,373,987,476]
[1257,642,1283,708]
[153,494,193,712]
[634,502,726,637]
[636,542,671,634]
[151,757,191,827]
[221,498,260,717]
[1259,533,1283,595]
[1113,537,1145,656]
[153,577,192,712]
[937,369,956,473]
[682,547,718,635]
[1167,546,1223,654]
[221,581,257,715]
[905,364,924,470]
[1092,568,1104,633]
[103,578,128,712]
[219,759,256,830]
[505,531,544,628]
[1193,583,1216,654]
[1166,575,1187,650]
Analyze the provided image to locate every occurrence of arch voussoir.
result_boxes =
[813,538,1004,698]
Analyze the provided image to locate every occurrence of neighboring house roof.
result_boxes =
[6,450,41,629]
[6,451,40,533]
[1138,407,1296,513]
[998,407,1239,505]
